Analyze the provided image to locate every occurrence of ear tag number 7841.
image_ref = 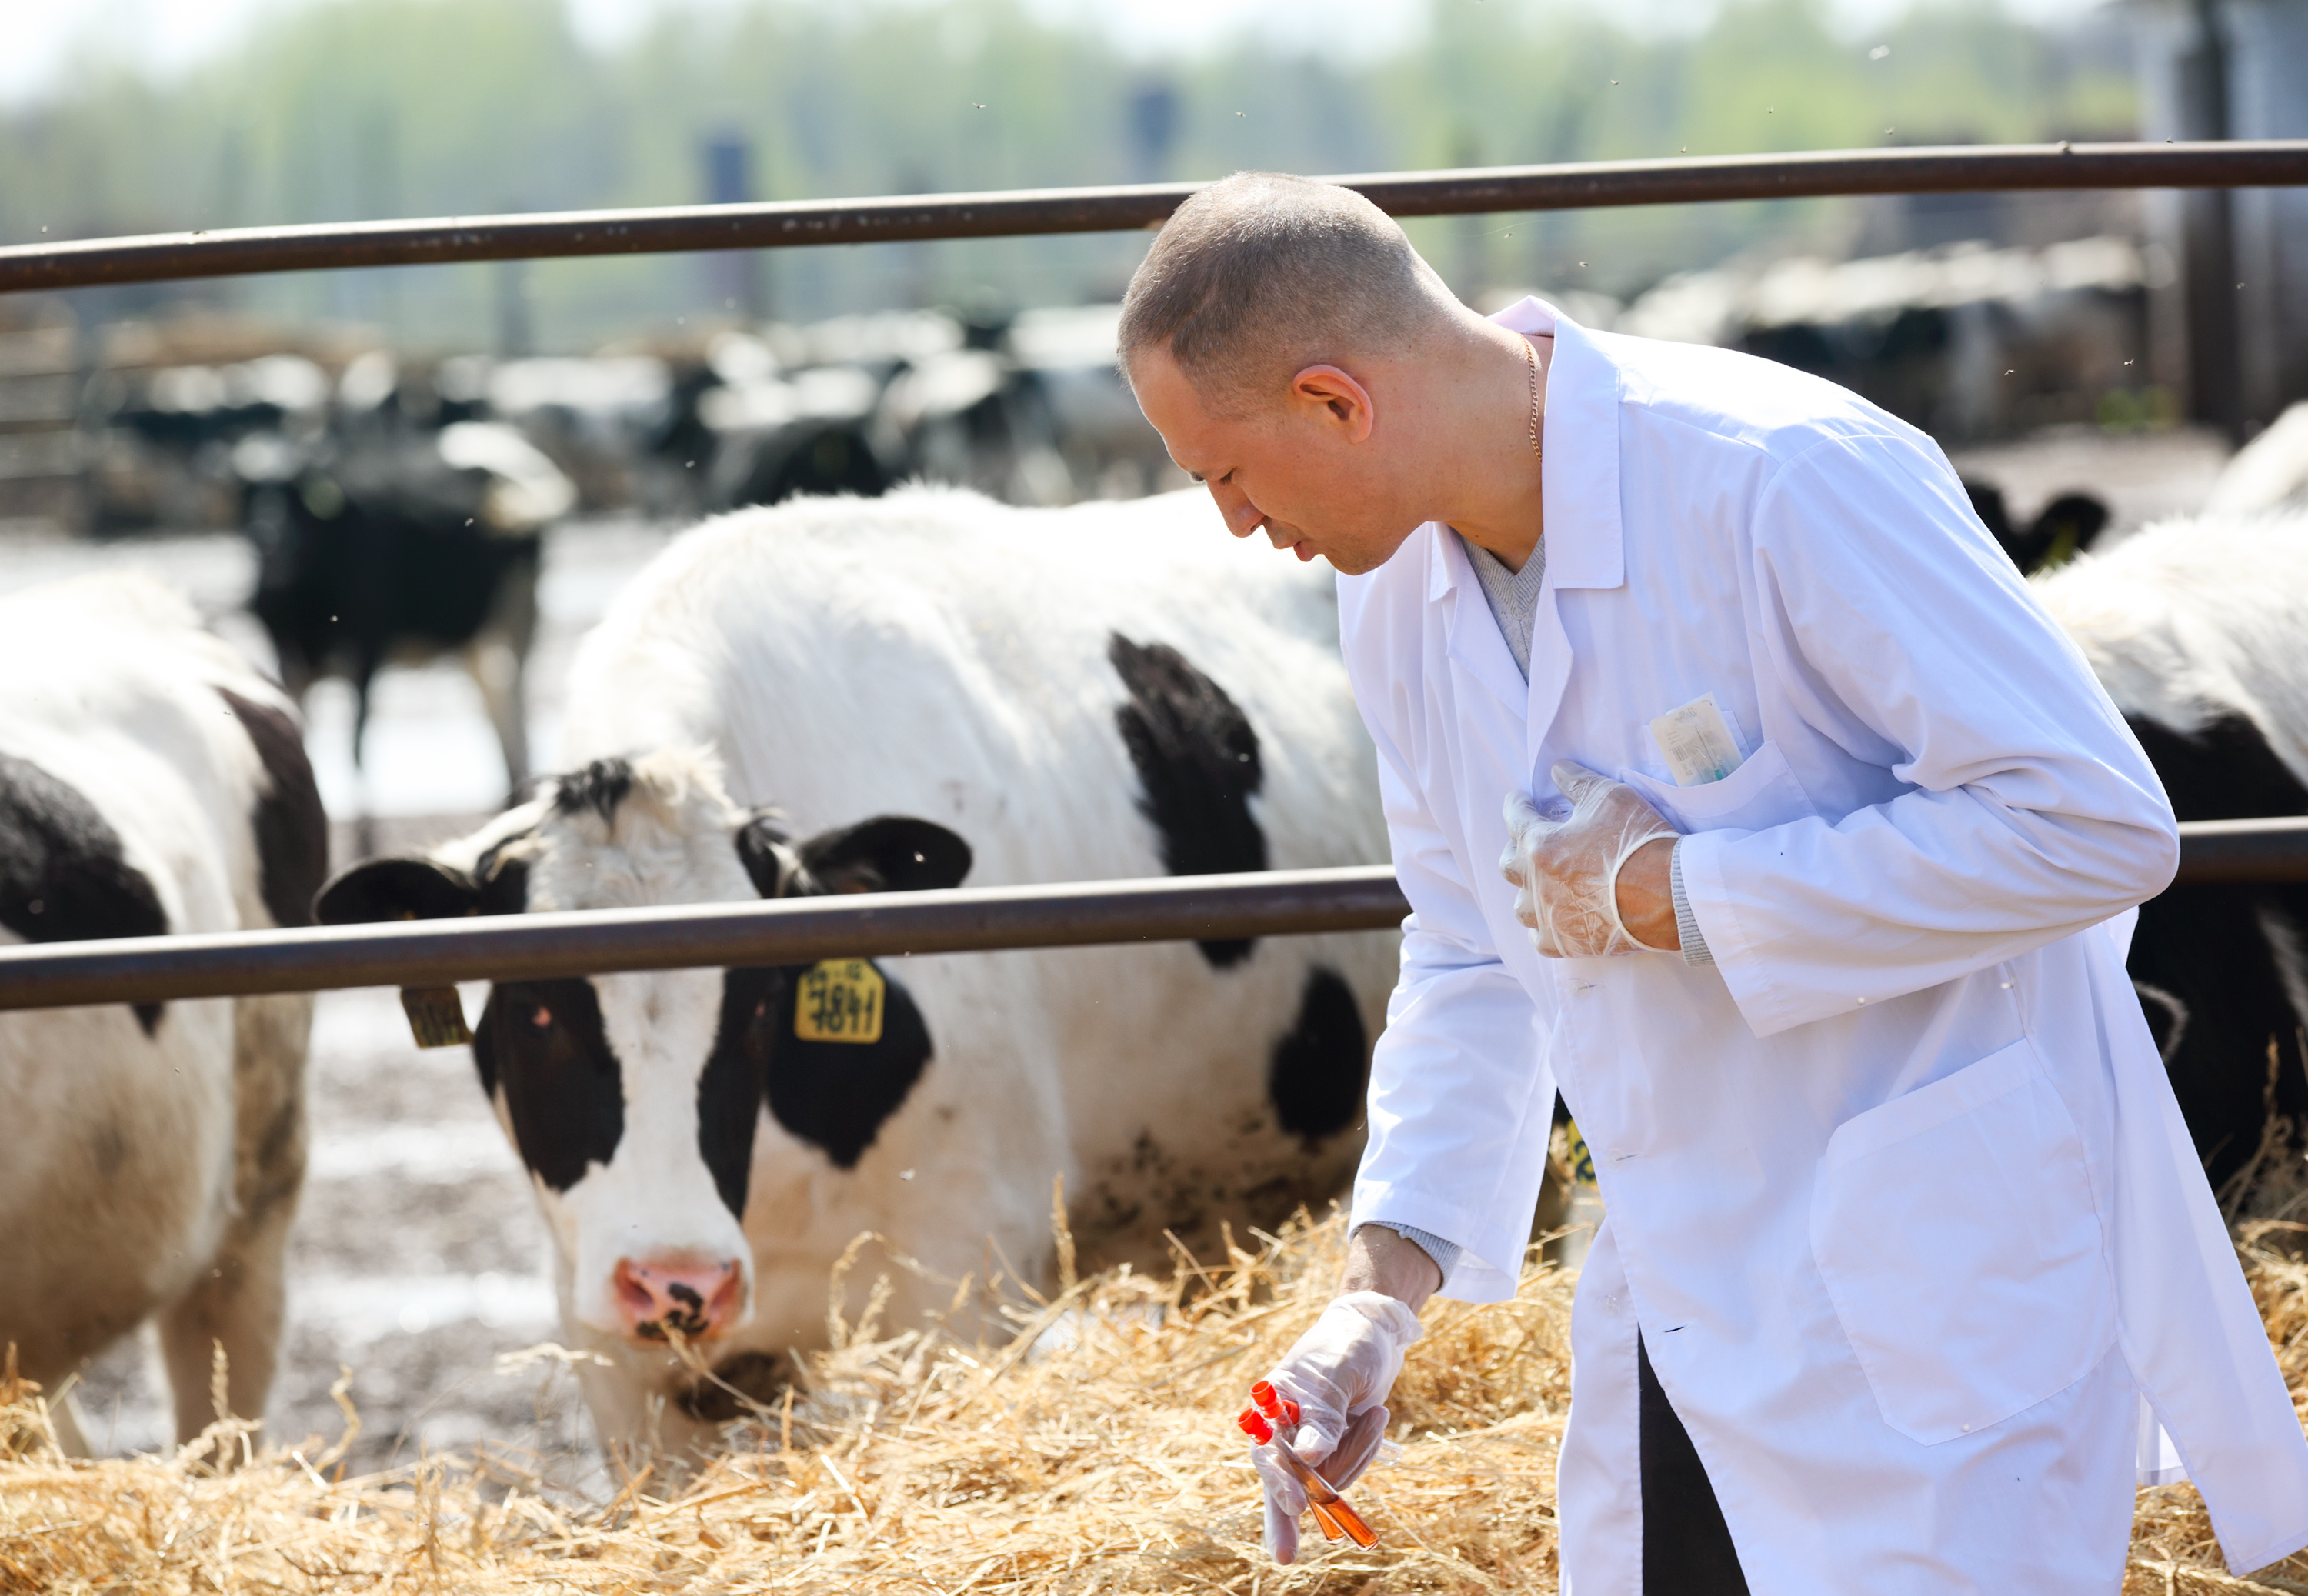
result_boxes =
[795,958,886,1045]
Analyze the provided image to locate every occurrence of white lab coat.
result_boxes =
[1339,297,2308,1591]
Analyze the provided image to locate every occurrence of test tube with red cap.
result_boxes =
[1236,1387,1379,1548]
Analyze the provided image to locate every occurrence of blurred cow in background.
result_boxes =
[235,352,576,804]
[1619,235,2150,442]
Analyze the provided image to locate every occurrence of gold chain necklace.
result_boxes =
[1522,335,1543,461]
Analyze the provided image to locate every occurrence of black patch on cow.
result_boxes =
[553,758,635,823]
[1109,633,1266,967]
[0,750,170,1033]
[1268,965,1369,1144]
[695,967,777,1216]
[472,978,626,1190]
[748,960,933,1170]
[2123,711,2308,1188]
[218,688,329,928]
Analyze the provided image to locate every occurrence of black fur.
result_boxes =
[471,978,626,1190]
[0,751,169,1033]
[552,758,636,824]
[722,813,964,1174]
[751,960,934,1170]
[2120,711,2308,1190]
[1964,481,2110,576]
[697,968,776,1216]
[1109,633,1267,968]
[1268,966,1369,1144]
[799,815,974,895]
[218,688,329,928]
[319,857,470,923]
[312,833,531,927]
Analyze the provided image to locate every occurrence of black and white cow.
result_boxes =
[239,398,575,801]
[0,572,327,1452]
[316,485,1394,1457]
[2034,507,2308,1195]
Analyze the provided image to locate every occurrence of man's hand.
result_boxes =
[1502,761,1682,958]
[1252,1288,1423,1564]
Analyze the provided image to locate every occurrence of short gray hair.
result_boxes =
[1118,172,1457,413]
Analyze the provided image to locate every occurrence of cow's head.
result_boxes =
[314,748,970,1348]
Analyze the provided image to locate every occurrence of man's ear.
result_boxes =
[799,816,973,895]
[1289,363,1376,439]
[314,857,484,924]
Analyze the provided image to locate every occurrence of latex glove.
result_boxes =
[1252,1291,1422,1563]
[1501,760,1679,958]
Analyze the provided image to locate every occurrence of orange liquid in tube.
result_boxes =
[1237,1394,1380,1549]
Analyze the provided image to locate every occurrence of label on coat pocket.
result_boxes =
[1649,694,1746,785]
[1620,739,1820,836]
[1809,1037,2116,1444]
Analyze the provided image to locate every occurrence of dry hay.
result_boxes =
[3,1208,2305,1596]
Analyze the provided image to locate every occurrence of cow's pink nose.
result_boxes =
[611,1255,745,1343]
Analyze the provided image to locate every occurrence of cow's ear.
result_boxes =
[736,812,806,899]
[799,816,973,895]
[2031,492,2110,563]
[313,857,484,925]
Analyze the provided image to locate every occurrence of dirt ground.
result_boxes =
[13,419,2243,1481]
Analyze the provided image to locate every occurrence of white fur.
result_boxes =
[0,572,315,1449]
[2033,507,2308,787]
[443,487,1393,1455]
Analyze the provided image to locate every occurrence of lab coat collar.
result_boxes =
[1422,295,1624,598]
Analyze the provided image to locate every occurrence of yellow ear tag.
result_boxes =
[400,985,472,1048]
[795,958,885,1045]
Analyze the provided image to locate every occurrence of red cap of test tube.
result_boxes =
[1238,1407,1275,1444]
[1249,1381,1302,1428]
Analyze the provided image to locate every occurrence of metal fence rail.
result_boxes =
[0,818,2303,1014]
[1,142,2303,295]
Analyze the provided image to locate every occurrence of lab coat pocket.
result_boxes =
[1810,1037,2116,1445]
[1619,739,1819,836]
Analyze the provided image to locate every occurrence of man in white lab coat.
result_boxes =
[1122,172,2308,1593]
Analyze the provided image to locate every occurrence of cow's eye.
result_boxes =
[528,1005,553,1031]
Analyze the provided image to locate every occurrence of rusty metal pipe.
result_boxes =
[0,818,2300,1014]
[0,142,2301,296]
[0,866,1413,1013]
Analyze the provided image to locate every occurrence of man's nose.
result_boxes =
[1207,482,1264,538]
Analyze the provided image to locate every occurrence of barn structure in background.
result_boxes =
[2133,0,2308,437]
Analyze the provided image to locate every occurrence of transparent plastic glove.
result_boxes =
[1500,760,1679,958]
[1252,1291,1422,1563]
[1253,1404,1389,1562]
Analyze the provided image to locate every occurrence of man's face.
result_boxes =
[1129,346,1420,577]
